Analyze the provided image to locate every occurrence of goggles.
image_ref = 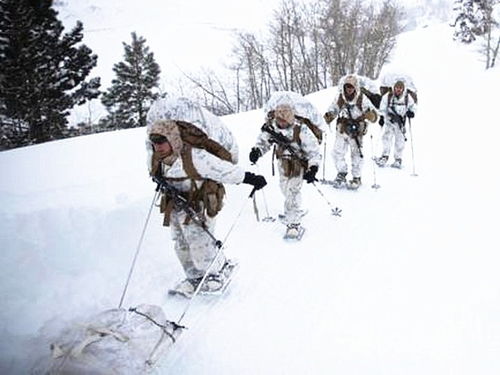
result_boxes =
[149,134,168,144]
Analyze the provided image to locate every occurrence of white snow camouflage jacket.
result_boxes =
[379,88,417,124]
[326,74,376,124]
[253,119,321,168]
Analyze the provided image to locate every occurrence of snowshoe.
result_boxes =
[200,259,239,296]
[331,172,347,189]
[346,177,361,190]
[375,155,388,167]
[169,260,239,298]
[168,278,202,298]
[319,178,335,185]
[390,158,402,169]
[284,223,306,240]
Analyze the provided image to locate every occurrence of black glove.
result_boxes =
[378,116,385,127]
[249,147,262,164]
[303,165,318,184]
[243,172,267,190]
[406,110,415,118]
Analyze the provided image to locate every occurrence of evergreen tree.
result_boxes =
[451,0,495,43]
[101,32,161,129]
[0,0,100,146]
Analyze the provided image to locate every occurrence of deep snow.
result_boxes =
[1,21,500,374]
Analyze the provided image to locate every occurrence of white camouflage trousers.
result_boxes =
[169,210,225,280]
[332,131,364,178]
[278,161,304,225]
[381,121,406,160]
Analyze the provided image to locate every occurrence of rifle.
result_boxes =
[388,105,407,141]
[345,104,364,158]
[261,123,308,168]
[152,175,222,248]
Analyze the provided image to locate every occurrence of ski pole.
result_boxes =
[322,132,327,181]
[252,194,260,222]
[176,192,252,325]
[254,164,274,222]
[118,190,159,309]
[408,117,418,176]
[369,134,381,190]
[311,182,342,216]
[151,188,255,363]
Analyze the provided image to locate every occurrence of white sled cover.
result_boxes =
[146,97,239,164]
[33,304,183,374]
[264,91,327,131]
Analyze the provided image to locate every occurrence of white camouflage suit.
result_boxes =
[326,75,376,179]
[379,83,417,162]
[253,117,321,225]
[146,99,246,280]
[158,149,245,279]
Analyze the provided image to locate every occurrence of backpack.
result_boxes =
[147,97,239,163]
[336,86,381,111]
[264,91,325,144]
[380,86,418,106]
[361,87,382,109]
[176,120,233,173]
[150,120,231,225]
[379,73,418,106]
[146,98,238,224]
[266,110,323,144]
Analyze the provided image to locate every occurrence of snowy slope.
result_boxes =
[1,22,500,374]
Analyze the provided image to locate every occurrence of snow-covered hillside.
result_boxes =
[1,21,500,374]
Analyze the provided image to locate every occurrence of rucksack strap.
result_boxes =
[176,120,233,163]
[295,114,323,143]
[293,125,301,146]
[337,92,363,112]
[356,94,363,111]
[180,144,202,180]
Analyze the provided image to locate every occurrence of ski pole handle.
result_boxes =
[249,187,257,198]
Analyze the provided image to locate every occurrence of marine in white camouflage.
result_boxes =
[251,95,321,231]
[146,97,266,291]
[324,74,378,188]
[377,76,418,168]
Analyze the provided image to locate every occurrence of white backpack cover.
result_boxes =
[146,97,239,164]
[380,72,418,96]
[264,91,327,132]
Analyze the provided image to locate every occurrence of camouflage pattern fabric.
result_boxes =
[170,211,225,279]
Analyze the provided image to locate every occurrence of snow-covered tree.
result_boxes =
[452,0,479,43]
[451,0,498,43]
[481,0,500,68]
[101,32,161,129]
[0,0,100,146]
